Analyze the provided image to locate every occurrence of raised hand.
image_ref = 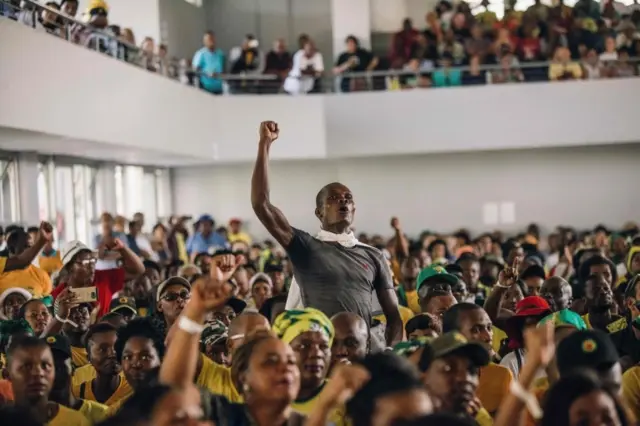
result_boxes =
[55,287,80,321]
[189,254,240,312]
[259,121,279,144]
[318,363,370,407]
[36,221,54,245]
[390,217,400,231]
[524,321,555,367]
[498,257,520,287]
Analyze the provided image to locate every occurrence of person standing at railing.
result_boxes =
[284,39,324,95]
[192,31,225,95]
[263,39,292,94]
[72,0,114,56]
[333,35,379,93]
[60,0,78,18]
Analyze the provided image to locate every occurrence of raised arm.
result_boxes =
[251,121,294,248]
[5,222,53,272]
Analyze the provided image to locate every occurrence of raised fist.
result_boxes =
[259,121,279,144]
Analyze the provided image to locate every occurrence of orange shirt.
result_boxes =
[0,379,14,403]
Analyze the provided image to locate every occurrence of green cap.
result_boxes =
[538,309,587,330]
[424,332,490,369]
[417,265,459,291]
[393,336,432,357]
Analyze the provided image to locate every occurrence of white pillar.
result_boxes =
[95,164,117,218]
[330,0,372,56]
[16,152,40,226]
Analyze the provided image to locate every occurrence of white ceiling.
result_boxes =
[0,127,213,167]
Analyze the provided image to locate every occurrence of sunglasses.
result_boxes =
[76,258,97,266]
[162,291,191,302]
[89,8,108,17]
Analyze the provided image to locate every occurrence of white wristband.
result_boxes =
[178,316,205,335]
[510,380,543,420]
[54,314,78,328]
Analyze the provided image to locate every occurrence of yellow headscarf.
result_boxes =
[272,308,334,346]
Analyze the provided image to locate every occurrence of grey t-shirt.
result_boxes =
[285,228,393,325]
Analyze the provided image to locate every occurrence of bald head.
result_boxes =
[316,182,350,209]
[540,276,573,312]
[314,182,355,231]
[330,312,369,365]
[228,312,270,353]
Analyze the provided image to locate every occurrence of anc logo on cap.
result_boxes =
[433,266,446,274]
[582,338,598,353]
[119,297,128,304]
[46,336,56,344]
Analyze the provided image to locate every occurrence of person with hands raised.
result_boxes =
[483,257,525,329]
[251,121,402,348]
[0,221,56,300]
[160,253,246,403]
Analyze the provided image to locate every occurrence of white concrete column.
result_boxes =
[330,0,372,56]
[95,164,117,218]
[16,152,40,226]
[156,169,173,221]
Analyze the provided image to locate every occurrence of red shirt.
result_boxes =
[51,268,126,317]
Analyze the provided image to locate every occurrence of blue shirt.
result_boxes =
[432,69,462,87]
[193,47,225,92]
[186,232,228,255]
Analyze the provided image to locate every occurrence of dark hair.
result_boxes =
[26,226,39,234]
[99,311,124,325]
[346,352,424,426]
[7,229,28,255]
[541,370,630,426]
[441,303,482,333]
[315,183,342,209]
[423,288,453,307]
[392,413,476,426]
[579,255,617,287]
[230,333,274,393]
[85,323,118,355]
[0,319,33,353]
[115,318,165,363]
[345,35,359,46]
[7,335,49,366]
[455,252,479,265]
[405,313,442,336]
[18,299,47,321]
[427,239,451,259]
[258,294,288,324]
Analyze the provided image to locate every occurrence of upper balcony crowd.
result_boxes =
[2,0,640,95]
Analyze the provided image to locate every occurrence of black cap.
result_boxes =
[520,264,546,281]
[44,334,71,358]
[226,297,247,314]
[556,329,619,375]
[264,263,283,273]
[109,296,137,315]
[418,332,490,372]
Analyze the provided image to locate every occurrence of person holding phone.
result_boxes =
[51,240,144,317]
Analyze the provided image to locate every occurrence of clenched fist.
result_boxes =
[259,121,279,144]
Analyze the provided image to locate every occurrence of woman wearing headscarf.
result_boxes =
[272,307,347,425]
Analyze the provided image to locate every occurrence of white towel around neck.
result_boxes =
[284,230,367,309]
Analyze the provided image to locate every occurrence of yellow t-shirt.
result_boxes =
[78,399,109,424]
[475,407,494,426]
[71,346,89,369]
[72,374,133,407]
[0,257,6,274]
[0,264,52,298]
[175,233,188,264]
[49,404,91,426]
[492,326,508,355]
[623,366,640,420]
[549,62,583,80]
[477,363,513,415]
[406,290,421,315]
[291,382,347,426]
[373,306,414,328]
[581,314,627,333]
[39,251,63,276]
[196,354,242,402]
[228,232,252,246]
[72,364,97,388]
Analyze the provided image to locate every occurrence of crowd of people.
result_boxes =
[4,0,640,94]
[0,121,638,426]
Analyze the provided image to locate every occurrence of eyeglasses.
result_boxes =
[162,291,191,302]
[76,258,97,266]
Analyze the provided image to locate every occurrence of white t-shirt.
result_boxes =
[284,50,324,95]
[500,349,547,380]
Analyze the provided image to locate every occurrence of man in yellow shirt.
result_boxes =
[0,222,54,298]
[6,334,90,426]
[46,334,109,424]
[71,323,133,407]
[442,303,512,416]
[227,218,252,245]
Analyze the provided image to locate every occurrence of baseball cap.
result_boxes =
[61,240,95,270]
[156,276,191,300]
[556,329,619,375]
[417,265,459,292]
[201,320,228,346]
[196,214,214,225]
[226,297,247,314]
[520,264,546,281]
[512,296,551,318]
[419,332,490,372]
[44,334,71,359]
[538,309,587,330]
[109,296,137,315]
